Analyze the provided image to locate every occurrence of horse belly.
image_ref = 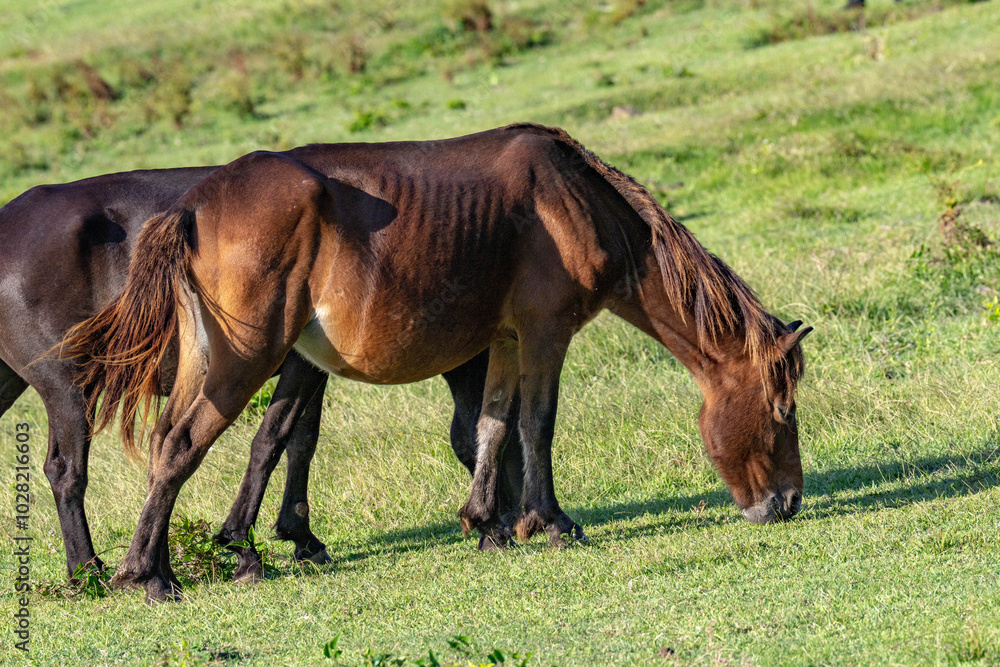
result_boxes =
[292,318,362,380]
[292,305,497,385]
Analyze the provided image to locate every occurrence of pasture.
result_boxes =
[1,0,999,664]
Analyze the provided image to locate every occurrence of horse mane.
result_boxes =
[502,122,791,379]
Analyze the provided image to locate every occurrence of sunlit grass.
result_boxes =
[2,0,1000,664]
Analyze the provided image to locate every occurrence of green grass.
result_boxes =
[3,0,1000,664]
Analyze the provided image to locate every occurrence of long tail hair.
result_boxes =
[60,207,194,455]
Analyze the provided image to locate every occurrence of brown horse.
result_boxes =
[1,167,522,583]
[63,123,811,602]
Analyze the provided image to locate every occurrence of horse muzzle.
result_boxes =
[742,487,802,524]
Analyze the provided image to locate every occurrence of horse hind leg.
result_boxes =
[40,384,101,581]
[114,394,233,602]
[272,360,330,566]
[149,365,207,594]
[457,339,521,550]
[114,342,287,603]
[14,360,106,581]
[214,351,329,582]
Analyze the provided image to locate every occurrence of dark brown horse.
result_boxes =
[64,123,811,602]
[1,168,522,582]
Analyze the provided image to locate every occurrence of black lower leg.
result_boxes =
[514,336,586,547]
[112,480,185,603]
[215,353,328,575]
[497,405,525,527]
[272,359,329,564]
[37,383,103,581]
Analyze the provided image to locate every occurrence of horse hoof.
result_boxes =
[234,562,264,584]
[477,529,510,552]
[296,546,331,565]
[478,537,505,551]
[458,499,495,538]
[547,522,588,548]
[144,576,182,604]
[305,548,331,565]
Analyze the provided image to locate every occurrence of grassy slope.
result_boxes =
[2,0,1000,664]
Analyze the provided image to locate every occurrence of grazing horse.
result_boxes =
[63,123,812,602]
[0,169,523,583]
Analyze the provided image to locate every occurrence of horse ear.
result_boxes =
[779,324,813,355]
[786,320,803,332]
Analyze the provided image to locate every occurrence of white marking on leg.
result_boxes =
[476,414,507,467]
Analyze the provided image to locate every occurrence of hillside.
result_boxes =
[1,1,999,664]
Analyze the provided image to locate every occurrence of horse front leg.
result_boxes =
[514,327,587,548]
[444,349,525,550]
[497,404,525,532]
[457,340,520,550]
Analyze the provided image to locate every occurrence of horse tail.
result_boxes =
[60,207,195,455]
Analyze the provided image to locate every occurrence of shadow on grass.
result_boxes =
[804,443,1000,519]
[72,443,995,595]
[351,441,999,558]
[332,489,730,565]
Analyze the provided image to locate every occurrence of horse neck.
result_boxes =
[606,257,750,391]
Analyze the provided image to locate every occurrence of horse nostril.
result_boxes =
[786,491,802,517]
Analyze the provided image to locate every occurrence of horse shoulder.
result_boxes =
[501,140,613,293]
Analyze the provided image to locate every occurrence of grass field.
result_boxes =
[2,0,1000,664]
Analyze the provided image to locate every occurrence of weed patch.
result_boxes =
[910,176,1000,311]
[321,634,532,666]
[745,0,980,49]
[34,562,113,601]
[166,515,281,586]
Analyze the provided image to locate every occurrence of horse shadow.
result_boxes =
[803,444,1000,519]
[325,441,999,566]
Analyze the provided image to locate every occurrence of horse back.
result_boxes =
[194,130,641,381]
[0,167,216,368]
[285,128,643,307]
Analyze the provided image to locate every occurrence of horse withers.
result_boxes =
[64,123,811,602]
